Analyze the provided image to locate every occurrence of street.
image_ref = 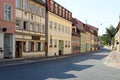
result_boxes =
[0,48,120,80]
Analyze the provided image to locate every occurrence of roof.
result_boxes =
[72,18,86,33]
[72,18,98,36]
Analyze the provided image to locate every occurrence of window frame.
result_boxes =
[4,4,13,21]
[16,0,21,9]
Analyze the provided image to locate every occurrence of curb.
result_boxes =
[0,51,98,67]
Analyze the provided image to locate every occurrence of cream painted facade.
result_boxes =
[15,0,46,58]
[47,12,72,56]
[91,34,95,51]
[81,33,86,52]
[115,25,120,52]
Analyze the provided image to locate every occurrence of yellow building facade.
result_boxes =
[46,0,72,56]
[47,12,72,56]
[81,32,86,52]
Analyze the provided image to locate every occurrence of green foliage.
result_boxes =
[99,25,115,46]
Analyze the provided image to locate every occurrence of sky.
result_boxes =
[54,0,120,35]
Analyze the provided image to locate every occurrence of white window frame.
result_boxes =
[23,0,28,11]
[30,2,34,14]
[30,23,34,32]
[16,19,21,29]
[36,5,40,16]
[49,21,53,29]
[16,0,21,9]
[4,4,12,21]
[54,23,57,30]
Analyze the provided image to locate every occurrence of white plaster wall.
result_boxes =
[0,33,4,59]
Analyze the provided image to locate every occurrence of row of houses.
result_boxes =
[0,0,98,59]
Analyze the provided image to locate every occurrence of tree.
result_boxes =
[99,25,115,46]
[106,25,115,46]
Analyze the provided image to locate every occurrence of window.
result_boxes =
[30,23,34,32]
[34,42,41,51]
[50,36,52,47]
[36,5,40,16]
[23,0,28,11]
[36,24,40,32]
[41,8,45,17]
[41,24,45,33]
[62,26,64,32]
[69,13,71,20]
[54,39,57,47]
[23,21,28,30]
[59,6,62,16]
[28,42,31,52]
[49,21,52,29]
[16,19,21,29]
[30,2,34,14]
[55,4,58,14]
[66,11,68,19]
[4,4,12,21]
[65,27,67,33]
[63,9,65,17]
[50,0,54,12]
[41,42,45,51]
[68,28,70,33]
[68,41,70,47]
[16,0,21,9]
[58,24,61,31]
[54,23,57,30]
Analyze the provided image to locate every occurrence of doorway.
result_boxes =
[15,41,22,58]
[59,40,64,55]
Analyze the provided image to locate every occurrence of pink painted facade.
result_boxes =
[0,0,15,33]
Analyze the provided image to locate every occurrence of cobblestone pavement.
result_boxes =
[104,51,120,69]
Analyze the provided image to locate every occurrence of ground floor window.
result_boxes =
[28,42,31,52]
[41,42,45,51]
[34,42,41,51]
[22,41,45,52]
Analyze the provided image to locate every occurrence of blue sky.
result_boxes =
[54,0,120,35]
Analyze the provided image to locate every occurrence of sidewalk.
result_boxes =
[104,51,120,69]
[0,52,92,67]
[0,55,69,67]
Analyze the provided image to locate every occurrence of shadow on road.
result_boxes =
[0,48,111,80]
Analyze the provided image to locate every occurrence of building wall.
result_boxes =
[91,34,95,51]
[85,32,91,52]
[47,12,72,56]
[72,35,80,53]
[81,32,86,52]
[0,33,4,59]
[0,0,15,59]
[0,0,15,33]
[115,27,120,52]
[15,0,46,58]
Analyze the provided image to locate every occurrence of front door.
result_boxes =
[15,41,22,58]
[59,40,64,55]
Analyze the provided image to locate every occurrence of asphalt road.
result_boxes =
[0,48,120,80]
